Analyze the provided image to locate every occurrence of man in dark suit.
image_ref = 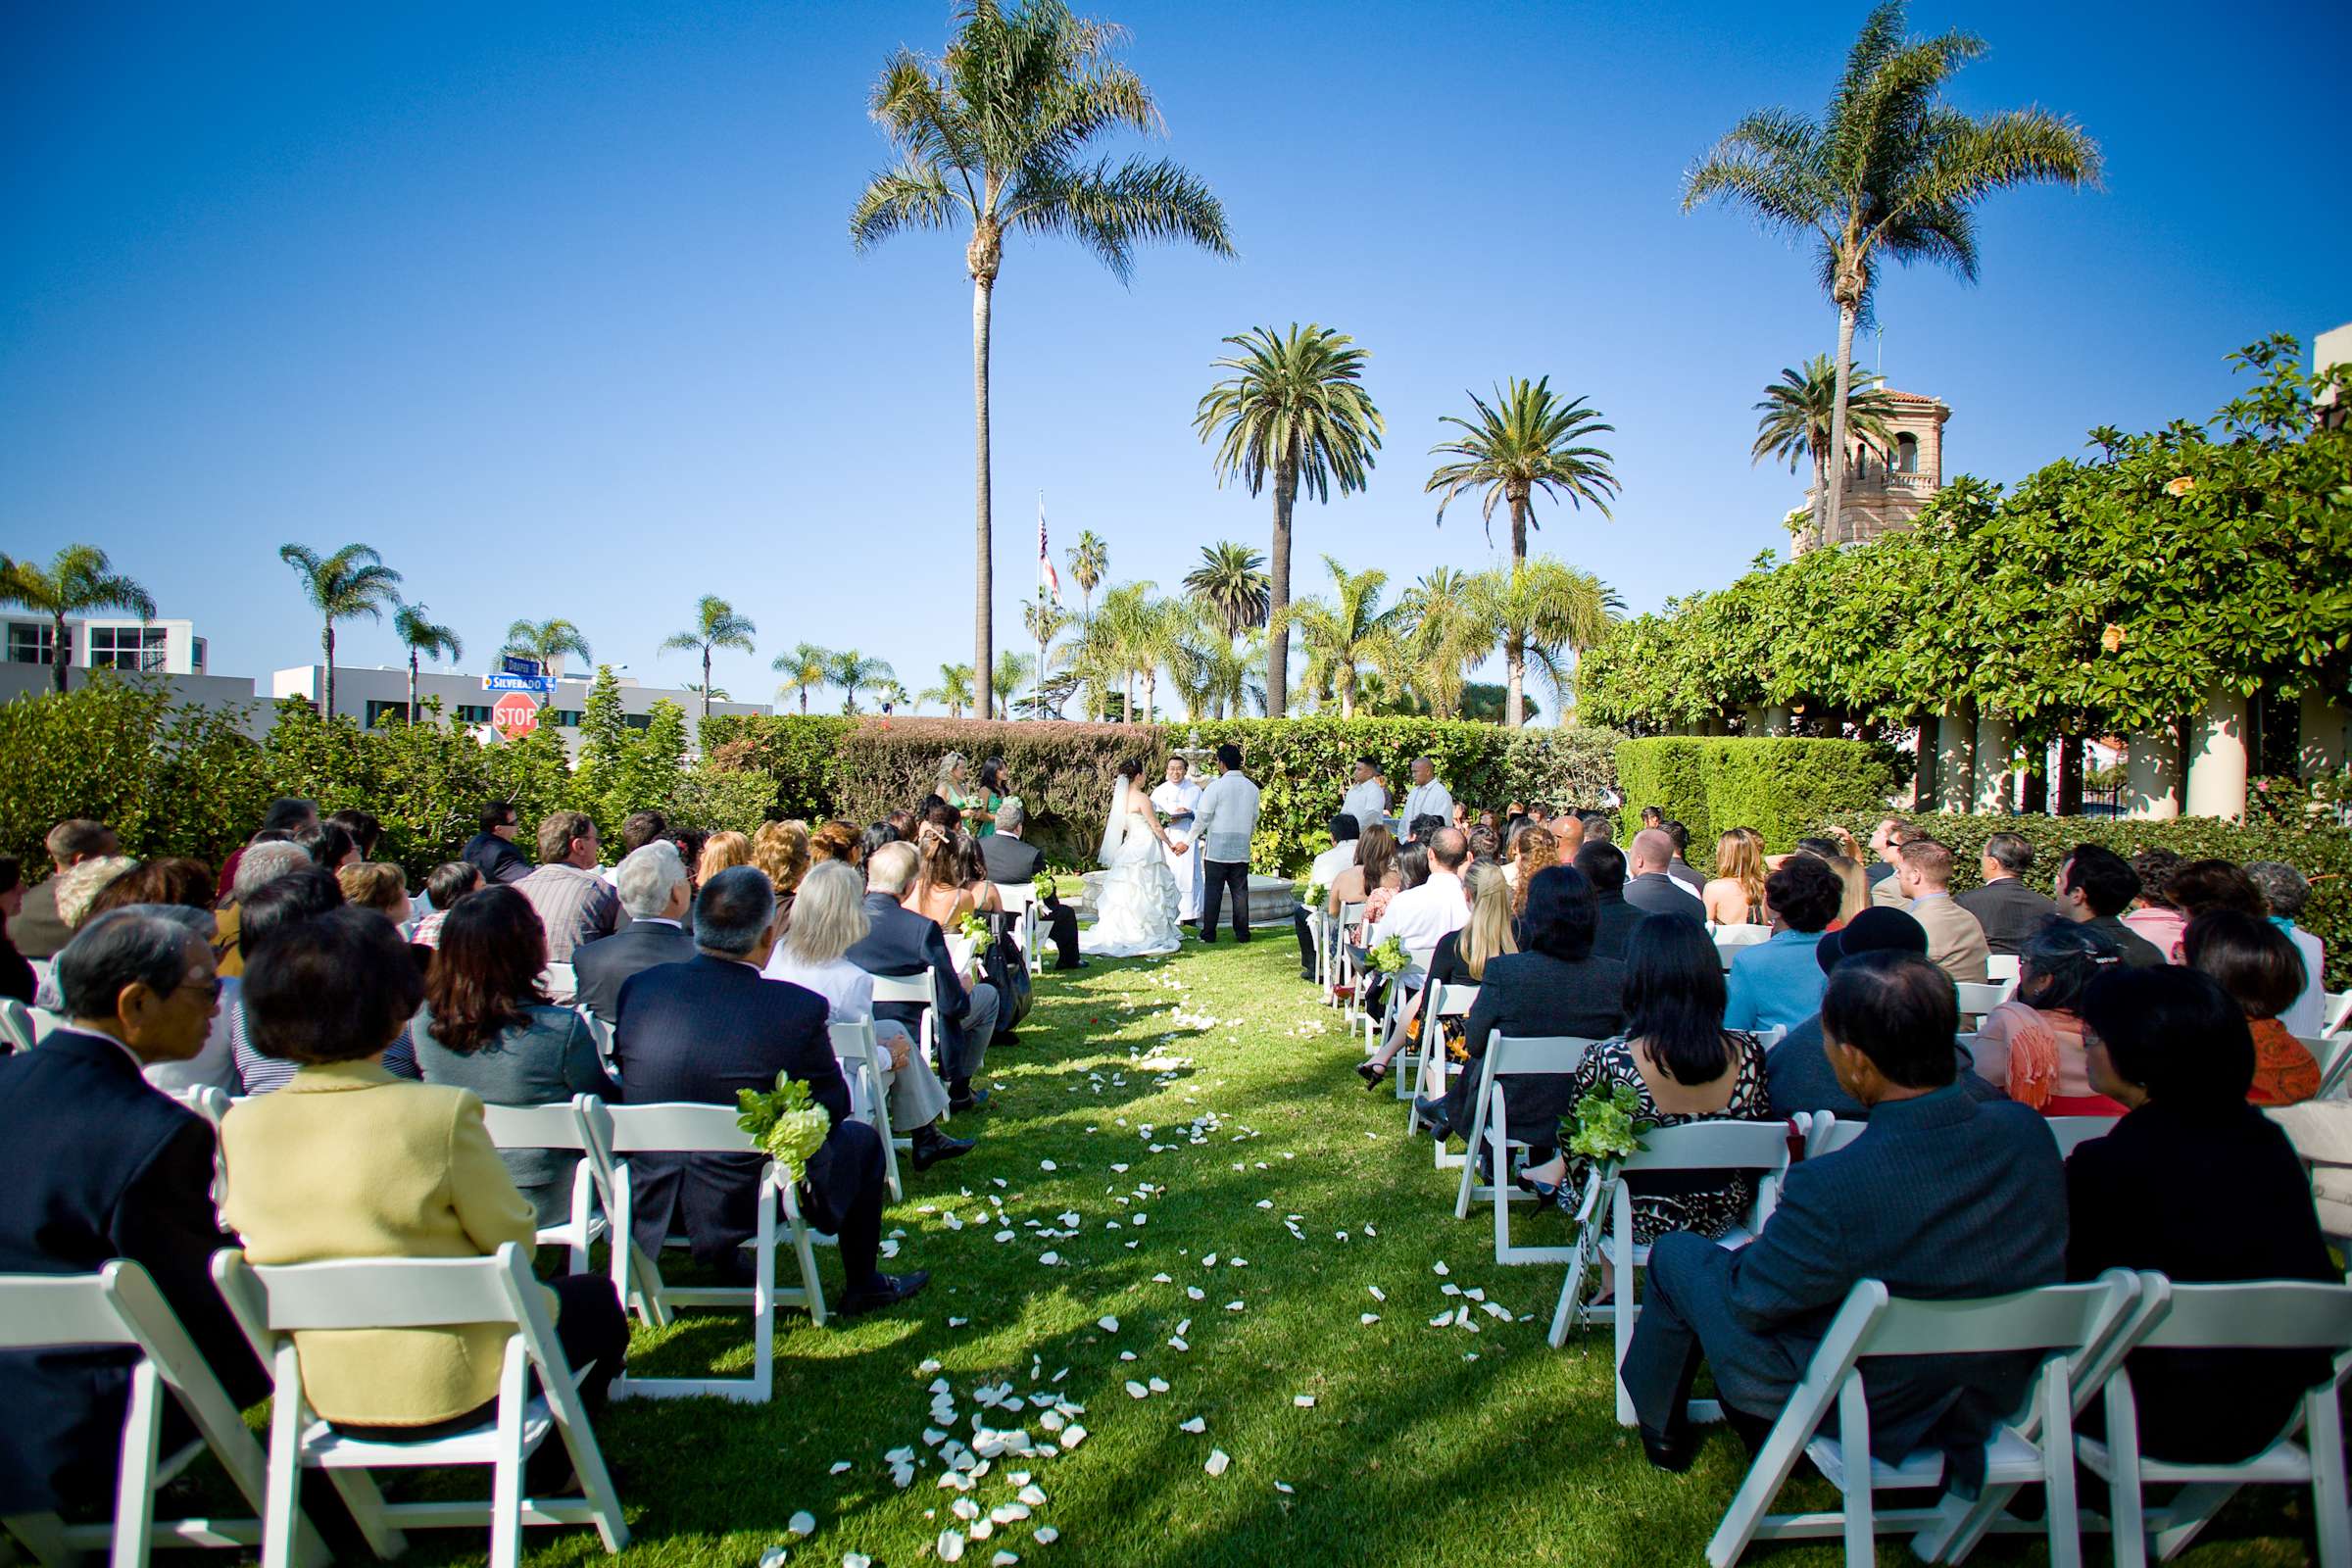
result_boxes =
[1574,840,1643,961]
[847,843,999,1113]
[1953,832,2060,956]
[461,799,533,887]
[1625,829,1706,921]
[0,908,268,1514]
[613,866,926,1316]
[11,817,120,960]
[1623,951,2067,1482]
[2055,843,2167,967]
[573,842,697,1024]
[979,800,1082,971]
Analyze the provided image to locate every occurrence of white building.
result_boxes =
[2,613,207,676]
[270,662,768,757]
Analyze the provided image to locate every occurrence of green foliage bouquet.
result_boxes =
[1031,871,1057,906]
[1364,935,1409,975]
[735,1072,831,1185]
[1568,1083,1648,1164]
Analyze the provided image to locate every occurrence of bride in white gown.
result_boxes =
[1081,760,1187,957]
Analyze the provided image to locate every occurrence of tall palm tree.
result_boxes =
[1194,323,1384,717]
[658,595,758,718]
[772,642,833,715]
[1281,557,1403,721]
[1425,377,1617,723]
[922,663,977,719]
[0,545,156,693]
[826,649,895,715]
[852,0,1232,724]
[501,618,593,683]
[1065,531,1108,619]
[1396,565,1493,719]
[1752,355,1902,546]
[391,603,464,723]
[1469,560,1622,728]
[991,651,1034,717]
[1684,1,2101,545]
[1180,540,1271,646]
[279,543,403,719]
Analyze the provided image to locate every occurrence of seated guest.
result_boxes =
[1518,913,1770,1238]
[53,854,138,932]
[1622,950,2067,1475]
[1549,811,1587,861]
[215,798,316,904]
[764,860,972,1171]
[0,908,266,1519]
[233,868,421,1094]
[953,831,1004,918]
[1703,829,1769,927]
[2055,844,2167,967]
[1956,832,2061,956]
[667,827,708,889]
[1415,865,1626,1158]
[293,821,357,872]
[0,856,30,1004]
[135,906,243,1096]
[1766,906,1959,1121]
[416,886,621,1222]
[2168,858,2270,925]
[1893,838,1990,985]
[13,818,122,961]
[1361,861,1515,1088]
[462,799,533,886]
[858,821,899,863]
[807,819,862,868]
[411,859,484,949]
[1625,828,1703,919]
[87,857,218,919]
[752,819,811,914]
[1505,823,1558,899]
[982,800,1084,972]
[1865,815,1911,902]
[1723,855,1844,1034]
[223,907,627,1472]
[572,843,698,1025]
[1326,822,1402,943]
[605,809,670,887]
[1466,822,1501,867]
[1574,840,1642,960]
[2122,847,2187,957]
[697,830,753,883]
[2184,908,2317,1105]
[2245,860,2327,1037]
[2068,963,2339,1463]
[849,842,1000,1113]
[1968,919,2128,1114]
[216,840,312,978]
[324,808,383,860]
[336,860,413,926]
[517,810,620,963]
[905,824,979,928]
[1792,838,1869,928]
[1368,826,1470,955]
[613,867,926,1312]
[1664,820,1705,894]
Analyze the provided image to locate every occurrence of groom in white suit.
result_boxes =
[1151,756,1205,923]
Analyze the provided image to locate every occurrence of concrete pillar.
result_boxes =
[1741,705,1766,735]
[1913,712,1938,812]
[1936,702,1976,815]
[2184,685,2249,821]
[2302,691,2351,779]
[1974,712,2017,814]
[1763,705,1792,737]
[2123,726,2180,820]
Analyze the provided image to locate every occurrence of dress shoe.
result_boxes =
[910,1128,975,1172]
[947,1089,991,1115]
[1054,959,1089,971]
[1640,1423,1697,1473]
[837,1270,931,1317]
[1411,1099,1454,1142]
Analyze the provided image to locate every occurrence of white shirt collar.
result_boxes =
[637,916,682,929]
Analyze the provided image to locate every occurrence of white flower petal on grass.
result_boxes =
[1018,1483,1048,1507]
[1225,1300,1245,1312]
[1187,1287,1205,1301]
[938,1529,966,1563]
[1429,1311,1452,1327]
[995,1230,1015,1244]
[1124,1381,1149,1399]
[1152,1272,1172,1283]
[1040,1160,1056,1171]
[1202,1253,1217,1267]
[1148,1377,1168,1393]
[1368,1286,1386,1301]
[1204,1448,1231,1477]
[828,1460,852,1475]
[1035,1527,1060,1544]
[953,1497,981,1522]
[1118,1350,1136,1362]
[1465,1287,1486,1302]
[1168,1336,1188,1351]
[992,1553,1018,1567]
[1179,1415,1206,1433]
[1441,1284,1460,1297]
[759,1549,788,1568]
[1254,1199,1273,1209]
[949,1316,969,1328]
[1433,1261,1449,1277]
[1059,1424,1087,1449]
[1039,1251,1060,1267]
[1360,1313,1380,1325]
[788,1510,817,1537]
[1097,1315,1119,1333]
[845,1555,874,1568]
[1275,1481,1295,1494]
[1293,1395,1315,1407]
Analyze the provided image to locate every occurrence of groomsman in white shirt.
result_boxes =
[1151,757,1205,923]
[1341,757,1389,836]
[1399,757,1452,842]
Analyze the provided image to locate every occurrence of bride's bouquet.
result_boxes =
[735,1071,831,1184]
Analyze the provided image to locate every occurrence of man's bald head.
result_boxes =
[1429,827,1468,871]
[1630,828,1675,875]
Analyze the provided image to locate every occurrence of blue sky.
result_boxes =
[3,1,2345,714]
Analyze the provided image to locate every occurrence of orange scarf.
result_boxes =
[1990,1001,2071,1110]
[2248,1018,2320,1106]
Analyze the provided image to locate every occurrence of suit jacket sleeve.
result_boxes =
[491,843,532,886]
[559,1009,623,1101]
[445,1095,540,1259]
[1724,1158,1853,1334]
[114,1118,269,1407]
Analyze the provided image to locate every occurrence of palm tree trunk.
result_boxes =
[972,272,996,724]
[50,612,68,694]
[1267,462,1298,718]
[321,624,336,720]
[800,687,808,715]
[1823,302,1860,547]
[409,651,420,723]
[702,647,712,719]
[1505,495,1532,729]
[1808,451,1826,553]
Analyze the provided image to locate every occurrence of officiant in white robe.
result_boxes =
[1151,757,1206,922]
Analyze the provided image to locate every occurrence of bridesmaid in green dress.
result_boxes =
[937,752,992,838]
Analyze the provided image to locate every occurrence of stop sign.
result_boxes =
[490,692,541,739]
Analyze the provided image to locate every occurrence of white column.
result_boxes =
[2184,685,2249,821]
[2124,726,2180,820]
[1741,705,1766,735]
[1763,705,1792,737]
[1936,702,1976,814]
[1974,712,2016,814]
[2302,691,2350,779]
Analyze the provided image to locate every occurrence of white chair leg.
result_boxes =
[487,1344,528,1568]
[2151,1484,2238,1562]
[1704,1401,1822,1567]
[1613,1231,1638,1428]
[2309,1387,2349,1568]
[260,1350,308,1568]
[1838,1377,1877,1566]
[2039,1368,2082,1568]
[109,1361,162,1568]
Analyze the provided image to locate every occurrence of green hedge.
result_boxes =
[1618,738,1900,853]
[1823,809,2352,990]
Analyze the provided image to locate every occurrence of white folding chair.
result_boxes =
[477,1099,607,1277]
[868,970,938,1071]
[1801,1110,1869,1159]
[539,963,577,1004]
[212,1245,626,1568]
[2078,1274,2352,1568]
[1985,954,2022,986]
[0,997,34,1054]
[167,1085,231,1128]
[1713,923,1772,970]
[1544,1120,1795,1426]
[830,1019,905,1201]
[2322,990,2352,1038]
[0,1261,330,1568]
[1451,1035,1596,1264]
[1414,983,1481,1161]
[993,884,1043,977]
[2307,1033,2352,1102]
[2044,1115,2119,1158]
[1705,1272,2142,1568]
[590,1101,830,1403]
[1333,903,1367,1020]
[1955,980,2016,1017]
[1368,943,1436,1054]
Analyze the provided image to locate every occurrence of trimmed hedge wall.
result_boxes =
[1823,810,2352,990]
[1618,738,1900,853]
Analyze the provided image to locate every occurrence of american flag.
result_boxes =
[1039,494,1061,599]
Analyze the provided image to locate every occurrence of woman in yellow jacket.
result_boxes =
[221,905,626,1469]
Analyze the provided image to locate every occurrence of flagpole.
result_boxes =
[1035,490,1046,722]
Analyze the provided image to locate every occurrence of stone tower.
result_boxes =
[1798,390,1952,552]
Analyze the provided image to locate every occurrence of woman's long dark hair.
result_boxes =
[1396,844,1431,892]
[422,885,548,1053]
[980,758,1006,797]
[2016,919,2121,1014]
[1622,913,1731,1083]
[1355,823,1400,892]
[1519,864,1597,962]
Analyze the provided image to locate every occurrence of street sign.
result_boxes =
[501,655,545,680]
[484,673,554,693]
[490,691,541,739]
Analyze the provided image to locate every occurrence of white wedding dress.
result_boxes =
[1081,779,1184,957]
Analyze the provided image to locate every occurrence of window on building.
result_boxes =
[623,712,652,731]
[191,637,208,673]
[6,622,63,665]
[365,700,411,729]
[543,710,583,728]
[88,624,169,671]
[457,704,493,723]
[1895,432,1920,474]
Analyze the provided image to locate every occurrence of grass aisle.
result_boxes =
[442,934,2309,1567]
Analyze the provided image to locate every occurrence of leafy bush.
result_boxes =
[1822,808,2352,989]
[1618,737,1898,852]
[697,713,855,820]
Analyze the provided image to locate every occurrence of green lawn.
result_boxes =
[413,933,2316,1567]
